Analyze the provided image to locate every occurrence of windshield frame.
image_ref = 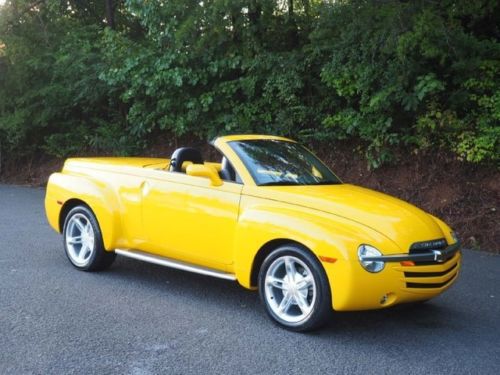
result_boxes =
[228,139,342,186]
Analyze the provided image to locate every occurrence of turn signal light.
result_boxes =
[400,260,415,266]
[319,256,337,264]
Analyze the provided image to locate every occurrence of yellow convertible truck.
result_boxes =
[45,135,461,331]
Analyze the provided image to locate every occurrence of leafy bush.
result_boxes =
[0,0,498,167]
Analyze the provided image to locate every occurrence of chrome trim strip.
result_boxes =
[360,241,461,263]
[115,249,237,281]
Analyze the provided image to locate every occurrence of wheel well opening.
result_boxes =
[59,198,88,232]
[250,239,311,288]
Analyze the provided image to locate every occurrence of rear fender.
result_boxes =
[45,173,121,250]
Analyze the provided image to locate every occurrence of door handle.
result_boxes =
[141,181,150,196]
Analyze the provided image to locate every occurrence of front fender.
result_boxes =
[233,195,396,291]
[45,172,122,250]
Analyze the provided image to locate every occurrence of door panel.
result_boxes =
[141,171,242,269]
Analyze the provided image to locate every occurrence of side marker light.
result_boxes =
[319,256,337,264]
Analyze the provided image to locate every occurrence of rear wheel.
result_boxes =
[63,205,116,271]
[258,245,332,332]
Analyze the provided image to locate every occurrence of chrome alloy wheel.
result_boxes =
[264,255,317,324]
[65,213,95,267]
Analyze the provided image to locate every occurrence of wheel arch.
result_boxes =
[46,172,122,250]
[233,205,354,289]
[249,239,318,288]
[59,198,92,232]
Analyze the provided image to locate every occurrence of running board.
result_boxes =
[114,249,236,281]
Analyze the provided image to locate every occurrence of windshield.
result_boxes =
[229,139,341,186]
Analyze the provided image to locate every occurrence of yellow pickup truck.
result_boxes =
[45,134,461,331]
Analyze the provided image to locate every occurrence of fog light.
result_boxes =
[380,292,396,306]
[380,294,388,304]
[358,244,385,273]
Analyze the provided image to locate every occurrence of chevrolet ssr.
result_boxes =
[45,135,461,331]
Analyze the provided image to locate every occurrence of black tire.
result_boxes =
[62,205,116,271]
[258,244,332,332]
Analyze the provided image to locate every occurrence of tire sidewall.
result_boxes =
[258,245,331,331]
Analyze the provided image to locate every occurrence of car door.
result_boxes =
[141,170,242,270]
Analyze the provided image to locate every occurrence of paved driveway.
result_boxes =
[1,185,499,374]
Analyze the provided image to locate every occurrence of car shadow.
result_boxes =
[102,256,465,339]
[103,256,261,303]
[324,302,458,333]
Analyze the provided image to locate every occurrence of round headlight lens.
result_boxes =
[358,245,385,273]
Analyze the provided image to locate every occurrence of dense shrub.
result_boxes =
[0,0,498,167]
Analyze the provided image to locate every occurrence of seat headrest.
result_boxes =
[169,147,204,172]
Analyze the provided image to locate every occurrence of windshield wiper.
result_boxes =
[258,180,341,186]
[309,180,342,185]
[258,181,302,186]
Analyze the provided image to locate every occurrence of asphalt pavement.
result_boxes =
[1,184,499,374]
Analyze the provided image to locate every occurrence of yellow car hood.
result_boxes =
[248,183,444,252]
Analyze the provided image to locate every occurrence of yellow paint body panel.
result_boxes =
[45,135,460,311]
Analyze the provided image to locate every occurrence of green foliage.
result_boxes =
[457,61,500,162]
[0,0,133,158]
[0,0,498,167]
[316,0,500,166]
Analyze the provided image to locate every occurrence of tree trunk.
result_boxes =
[287,0,298,48]
[288,0,294,20]
[248,0,262,47]
[105,0,115,29]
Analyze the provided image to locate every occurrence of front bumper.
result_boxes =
[323,242,461,311]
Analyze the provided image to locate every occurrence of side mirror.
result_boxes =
[186,164,223,186]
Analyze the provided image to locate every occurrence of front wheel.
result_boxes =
[63,205,116,271]
[258,245,332,332]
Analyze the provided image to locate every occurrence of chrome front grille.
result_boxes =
[409,238,453,265]
[409,238,447,252]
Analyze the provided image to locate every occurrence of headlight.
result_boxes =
[358,244,385,273]
[451,231,459,243]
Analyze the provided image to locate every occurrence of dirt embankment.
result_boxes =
[1,140,498,253]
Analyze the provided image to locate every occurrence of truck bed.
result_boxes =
[63,157,170,174]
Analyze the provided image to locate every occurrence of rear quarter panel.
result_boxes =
[45,171,123,250]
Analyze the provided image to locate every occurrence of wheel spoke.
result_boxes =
[278,292,293,314]
[266,276,285,289]
[296,276,313,290]
[85,223,93,235]
[79,245,90,261]
[67,236,82,245]
[74,218,86,232]
[284,257,297,278]
[295,293,311,314]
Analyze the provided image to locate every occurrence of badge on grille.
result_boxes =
[432,250,446,263]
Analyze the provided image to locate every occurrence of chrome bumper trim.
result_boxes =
[360,241,461,263]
